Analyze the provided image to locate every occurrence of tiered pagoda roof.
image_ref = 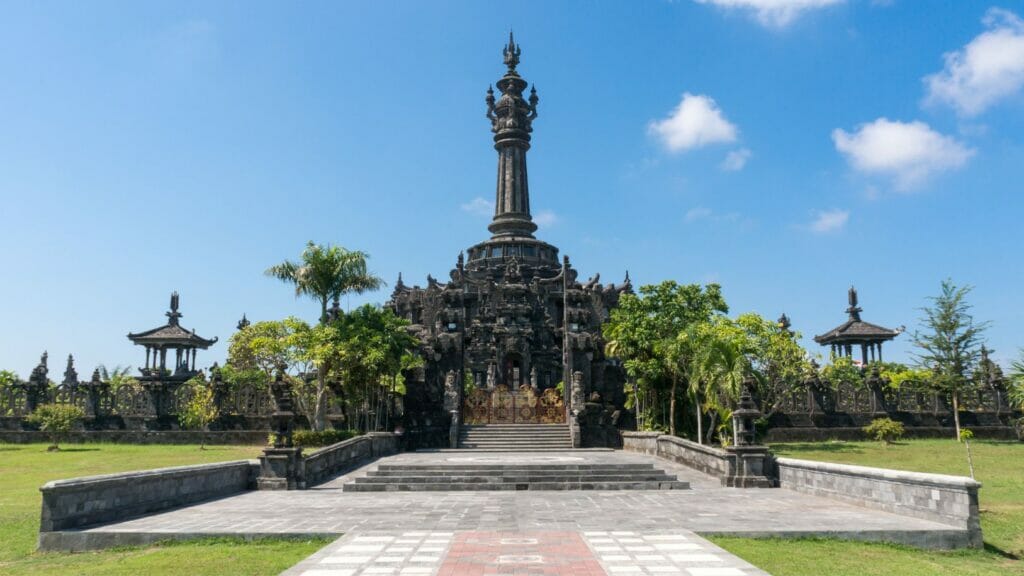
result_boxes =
[813,287,901,346]
[127,292,217,348]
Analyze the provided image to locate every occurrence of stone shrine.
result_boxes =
[389,35,630,445]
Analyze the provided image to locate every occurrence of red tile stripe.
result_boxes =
[438,531,607,576]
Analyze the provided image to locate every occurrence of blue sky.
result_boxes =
[2,0,1023,378]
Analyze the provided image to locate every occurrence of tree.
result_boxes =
[1009,350,1024,414]
[266,242,384,324]
[26,404,85,451]
[730,313,810,415]
[912,280,989,441]
[178,376,219,449]
[97,365,139,390]
[696,319,756,445]
[331,305,419,431]
[0,370,18,388]
[228,320,302,378]
[604,281,728,436]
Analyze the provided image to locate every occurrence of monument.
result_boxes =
[389,35,631,445]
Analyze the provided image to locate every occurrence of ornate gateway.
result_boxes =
[463,385,565,425]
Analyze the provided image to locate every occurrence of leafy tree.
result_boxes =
[604,281,728,436]
[730,313,810,414]
[912,280,989,441]
[227,320,303,378]
[878,362,933,390]
[0,370,18,388]
[178,376,219,449]
[266,241,384,324]
[821,356,863,389]
[26,404,85,451]
[331,305,419,432]
[98,365,139,391]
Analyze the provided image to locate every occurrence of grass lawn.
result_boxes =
[0,442,329,576]
[711,439,1024,576]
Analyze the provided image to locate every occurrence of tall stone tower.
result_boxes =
[389,35,630,442]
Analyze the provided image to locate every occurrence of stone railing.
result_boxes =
[621,432,754,483]
[302,432,398,487]
[39,459,258,549]
[774,457,983,548]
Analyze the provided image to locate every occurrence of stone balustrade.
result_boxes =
[774,457,983,547]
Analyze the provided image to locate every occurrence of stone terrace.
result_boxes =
[63,450,964,548]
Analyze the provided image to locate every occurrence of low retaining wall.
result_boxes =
[2,430,269,445]
[39,459,258,536]
[622,431,733,479]
[302,432,398,486]
[775,457,983,547]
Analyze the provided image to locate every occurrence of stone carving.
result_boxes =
[61,354,78,389]
[386,37,631,442]
[269,368,295,448]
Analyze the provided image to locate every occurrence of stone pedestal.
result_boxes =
[257,447,304,490]
[723,445,773,488]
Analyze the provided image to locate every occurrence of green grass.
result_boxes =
[711,439,1024,576]
[0,442,329,575]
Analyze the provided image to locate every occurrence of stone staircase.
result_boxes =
[342,461,689,491]
[458,424,572,450]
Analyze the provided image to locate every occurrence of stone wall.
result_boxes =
[622,432,733,479]
[303,432,398,487]
[2,430,269,445]
[773,457,983,547]
[39,460,258,534]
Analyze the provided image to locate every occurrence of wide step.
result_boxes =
[458,424,572,450]
[343,462,689,492]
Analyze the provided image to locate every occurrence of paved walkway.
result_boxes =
[84,451,954,536]
[67,450,967,575]
[282,530,769,576]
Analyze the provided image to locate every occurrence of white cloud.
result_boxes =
[460,197,493,216]
[809,209,849,233]
[924,8,1024,116]
[720,148,752,171]
[649,93,738,152]
[533,209,559,229]
[685,207,714,222]
[694,0,845,28]
[832,118,974,190]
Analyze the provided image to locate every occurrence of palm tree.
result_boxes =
[702,335,755,445]
[266,242,384,323]
[1009,350,1024,413]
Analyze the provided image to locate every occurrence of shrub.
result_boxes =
[292,429,358,448]
[863,417,905,444]
[26,403,85,451]
[178,380,219,450]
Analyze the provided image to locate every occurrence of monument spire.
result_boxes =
[486,33,539,238]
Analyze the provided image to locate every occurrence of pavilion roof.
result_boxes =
[813,318,900,345]
[127,292,218,348]
[813,286,901,345]
[127,324,218,348]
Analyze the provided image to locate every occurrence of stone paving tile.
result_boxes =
[80,451,958,537]
[581,531,768,576]
[283,530,766,576]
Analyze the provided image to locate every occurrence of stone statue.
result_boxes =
[486,362,497,389]
[571,370,586,414]
[443,370,459,413]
